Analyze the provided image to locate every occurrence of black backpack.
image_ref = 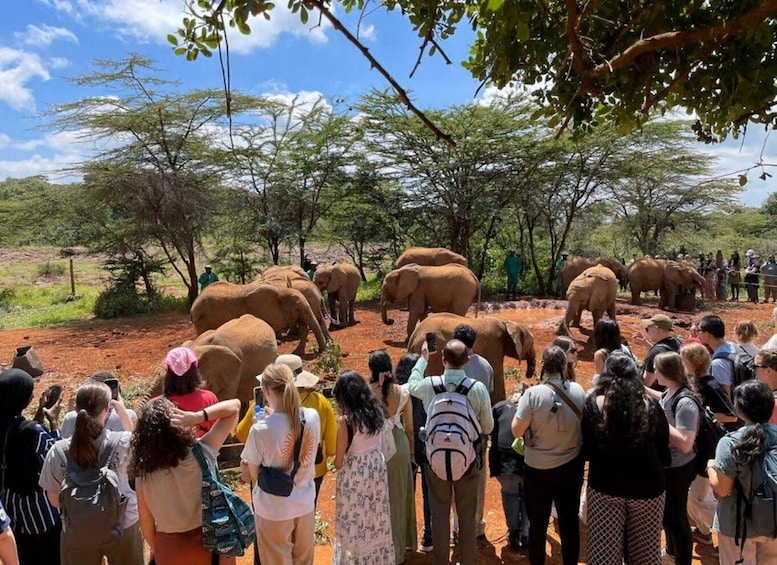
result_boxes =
[0,418,44,496]
[713,346,756,391]
[671,388,727,477]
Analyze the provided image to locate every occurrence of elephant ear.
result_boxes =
[503,321,524,358]
[396,265,421,298]
[327,266,343,294]
[195,345,241,402]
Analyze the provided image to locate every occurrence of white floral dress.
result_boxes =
[332,426,394,565]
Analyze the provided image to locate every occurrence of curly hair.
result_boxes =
[131,398,195,477]
[594,351,652,449]
[395,353,420,386]
[333,371,385,436]
[732,380,775,467]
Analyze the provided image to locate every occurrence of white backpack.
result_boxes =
[424,376,482,481]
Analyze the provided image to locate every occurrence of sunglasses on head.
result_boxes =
[754,363,769,370]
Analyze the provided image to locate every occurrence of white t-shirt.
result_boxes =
[241,407,320,521]
[60,409,137,438]
[764,334,777,350]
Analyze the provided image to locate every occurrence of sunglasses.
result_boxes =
[568,348,578,354]
[753,363,769,370]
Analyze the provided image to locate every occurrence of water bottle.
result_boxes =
[253,403,266,424]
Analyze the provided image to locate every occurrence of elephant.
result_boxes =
[381,263,481,341]
[557,264,617,336]
[313,262,361,328]
[190,281,328,355]
[259,268,331,342]
[263,264,309,280]
[148,314,277,416]
[395,247,468,269]
[560,256,628,296]
[407,313,536,403]
[627,258,705,310]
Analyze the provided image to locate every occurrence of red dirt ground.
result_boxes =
[1,297,774,564]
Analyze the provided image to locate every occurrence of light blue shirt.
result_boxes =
[408,357,494,434]
[711,342,737,388]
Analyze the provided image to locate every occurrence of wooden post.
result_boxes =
[69,258,75,296]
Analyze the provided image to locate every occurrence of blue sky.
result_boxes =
[1,0,774,206]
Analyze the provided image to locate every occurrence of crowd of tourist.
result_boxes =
[2,308,777,565]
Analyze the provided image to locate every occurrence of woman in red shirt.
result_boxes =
[162,347,218,437]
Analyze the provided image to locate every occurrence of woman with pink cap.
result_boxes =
[162,347,218,438]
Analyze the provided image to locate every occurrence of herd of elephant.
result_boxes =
[147,248,705,414]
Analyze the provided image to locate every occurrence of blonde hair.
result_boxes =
[680,343,711,379]
[261,363,301,444]
[735,321,759,342]
[655,351,689,386]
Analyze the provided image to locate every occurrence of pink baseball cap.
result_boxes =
[164,347,198,376]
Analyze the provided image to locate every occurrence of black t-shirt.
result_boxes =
[582,395,671,499]
[643,337,683,375]
[489,399,524,477]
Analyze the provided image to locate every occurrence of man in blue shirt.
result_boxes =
[699,315,736,398]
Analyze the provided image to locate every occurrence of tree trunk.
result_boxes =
[299,236,306,269]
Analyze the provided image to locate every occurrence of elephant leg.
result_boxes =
[631,287,641,306]
[327,294,338,324]
[338,290,349,328]
[293,322,310,355]
[607,302,616,321]
[347,300,355,325]
[406,294,425,341]
[572,304,584,327]
[665,287,678,310]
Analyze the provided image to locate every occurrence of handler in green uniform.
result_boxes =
[555,252,568,298]
[198,265,219,292]
[503,250,522,301]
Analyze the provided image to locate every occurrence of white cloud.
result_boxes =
[0,134,10,149]
[39,0,329,52]
[0,130,98,183]
[15,24,78,47]
[359,24,376,42]
[0,47,50,111]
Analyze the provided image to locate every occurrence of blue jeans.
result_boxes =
[497,475,529,537]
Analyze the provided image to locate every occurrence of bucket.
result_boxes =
[12,345,44,377]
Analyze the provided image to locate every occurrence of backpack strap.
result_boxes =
[65,432,122,472]
[431,376,446,395]
[454,377,475,397]
[289,410,306,479]
[191,441,214,480]
[544,380,582,420]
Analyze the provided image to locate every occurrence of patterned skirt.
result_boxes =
[332,448,395,565]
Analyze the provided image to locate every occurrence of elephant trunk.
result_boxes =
[138,367,166,410]
[524,342,537,380]
[381,292,394,325]
[304,306,328,352]
[556,317,572,338]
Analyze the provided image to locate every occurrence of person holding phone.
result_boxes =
[60,372,137,438]
[0,369,62,565]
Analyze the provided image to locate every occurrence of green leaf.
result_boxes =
[739,175,748,186]
[487,0,505,11]
[167,34,178,46]
[174,47,187,56]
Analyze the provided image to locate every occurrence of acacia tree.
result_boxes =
[175,1,777,142]
[356,90,538,269]
[221,95,356,266]
[49,56,225,305]
[610,122,740,255]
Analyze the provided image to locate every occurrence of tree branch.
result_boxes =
[590,0,777,79]
[308,0,454,146]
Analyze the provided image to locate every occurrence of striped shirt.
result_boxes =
[0,421,61,535]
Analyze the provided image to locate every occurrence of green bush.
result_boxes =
[0,288,14,312]
[36,261,66,278]
[93,287,188,319]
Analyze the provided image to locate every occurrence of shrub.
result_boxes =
[0,288,14,312]
[36,261,66,278]
[311,340,343,380]
[93,287,188,319]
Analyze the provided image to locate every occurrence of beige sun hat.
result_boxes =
[256,353,319,388]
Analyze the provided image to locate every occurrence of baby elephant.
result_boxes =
[557,264,617,336]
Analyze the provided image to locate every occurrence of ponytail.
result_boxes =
[283,379,301,444]
[70,382,111,468]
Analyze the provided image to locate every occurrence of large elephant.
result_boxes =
[628,258,705,310]
[395,247,468,269]
[313,262,361,328]
[259,268,331,342]
[407,313,536,403]
[148,314,277,416]
[557,265,617,336]
[381,263,481,341]
[560,256,628,296]
[263,264,309,280]
[190,281,328,355]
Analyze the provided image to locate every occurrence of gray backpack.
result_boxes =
[59,435,127,551]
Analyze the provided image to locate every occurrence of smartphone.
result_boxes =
[104,378,120,400]
[44,385,63,408]
[254,386,265,407]
[425,332,437,352]
[322,386,334,399]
